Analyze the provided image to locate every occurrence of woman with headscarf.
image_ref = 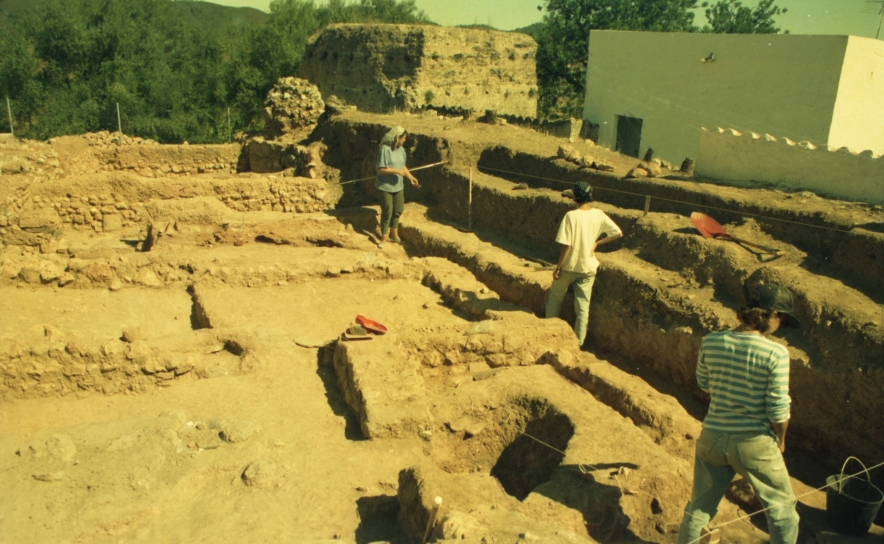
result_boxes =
[546,181,622,348]
[375,126,419,247]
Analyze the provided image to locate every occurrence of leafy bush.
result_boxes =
[0,0,431,142]
[535,0,787,119]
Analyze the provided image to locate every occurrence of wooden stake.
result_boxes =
[116,102,123,145]
[468,168,473,231]
[227,107,232,143]
[422,496,442,543]
[643,195,651,216]
[6,97,13,137]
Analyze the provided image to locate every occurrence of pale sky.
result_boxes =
[207,0,883,37]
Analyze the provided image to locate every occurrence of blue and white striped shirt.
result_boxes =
[697,331,791,435]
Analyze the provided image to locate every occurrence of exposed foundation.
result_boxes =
[0,110,882,543]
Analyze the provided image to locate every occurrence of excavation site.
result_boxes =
[2,25,884,544]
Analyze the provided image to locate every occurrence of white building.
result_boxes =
[582,31,884,164]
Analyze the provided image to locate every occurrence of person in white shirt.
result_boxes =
[546,182,622,347]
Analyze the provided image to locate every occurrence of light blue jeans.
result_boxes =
[545,269,596,346]
[677,428,799,544]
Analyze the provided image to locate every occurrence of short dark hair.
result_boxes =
[736,306,779,333]
[573,182,593,203]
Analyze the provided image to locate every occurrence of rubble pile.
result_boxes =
[73,131,158,148]
[556,145,613,172]
[626,158,675,179]
[261,77,325,138]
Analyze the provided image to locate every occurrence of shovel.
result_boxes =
[355,315,388,335]
[690,212,785,256]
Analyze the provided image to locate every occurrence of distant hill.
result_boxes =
[456,24,498,32]
[513,22,543,39]
[170,1,268,27]
[0,0,268,30]
[456,22,544,39]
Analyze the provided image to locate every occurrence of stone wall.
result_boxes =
[94,143,245,177]
[0,329,255,400]
[0,173,341,246]
[696,127,884,205]
[300,24,537,116]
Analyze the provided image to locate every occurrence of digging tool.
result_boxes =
[410,161,447,173]
[524,256,556,267]
[333,160,447,186]
[355,315,387,335]
[690,212,785,256]
[342,323,373,341]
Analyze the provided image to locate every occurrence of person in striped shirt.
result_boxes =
[678,284,801,544]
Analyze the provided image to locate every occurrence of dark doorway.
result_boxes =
[615,115,643,158]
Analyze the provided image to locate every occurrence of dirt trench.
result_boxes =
[1,113,883,543]
[312,111,884,507]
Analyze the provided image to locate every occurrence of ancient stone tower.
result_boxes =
[300,24,538,117]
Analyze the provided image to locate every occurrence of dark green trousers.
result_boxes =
[380,190,404,234]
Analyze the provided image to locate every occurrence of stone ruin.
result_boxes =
[300,24,538,116]
[246,77,328,177]
[2,36,884,542]
[260,77,325,139]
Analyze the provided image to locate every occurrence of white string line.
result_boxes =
[304,281,323,302]
[475,164,856,234]
[523,432,884,543]
[695,458,884,541]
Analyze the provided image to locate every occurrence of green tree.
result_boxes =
[338,0,432,24]
[701,0,787,33]
[535,0,787,118]
[249,0,430,93]
[0,0,433,142]
[0,33,42,134]
[536,0,699,118]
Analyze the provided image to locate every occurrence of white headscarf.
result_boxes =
[379,125,406,149]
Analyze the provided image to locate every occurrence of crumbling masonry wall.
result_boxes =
[300,24,537,116]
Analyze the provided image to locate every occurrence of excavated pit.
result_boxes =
[1,112,883,542]
[490,400,574,501]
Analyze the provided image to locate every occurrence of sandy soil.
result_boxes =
[0,245,450,543]
[1,115,883,544]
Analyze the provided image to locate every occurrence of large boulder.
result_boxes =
[18,208,60,233]
[245,138,326,177]
[142,197,231,226]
